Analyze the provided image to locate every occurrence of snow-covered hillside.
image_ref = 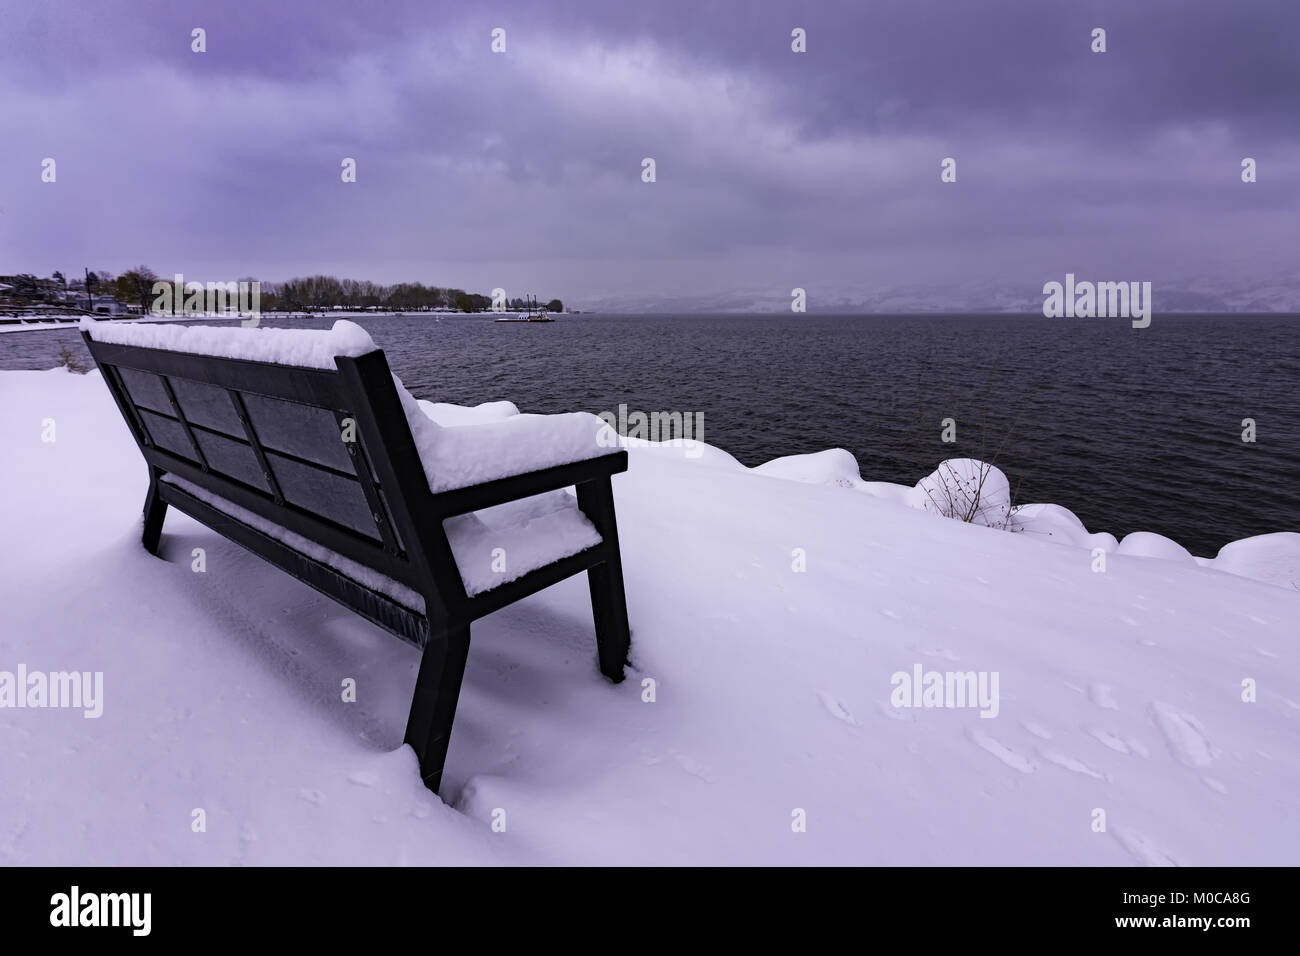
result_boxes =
[1,365,1297,865]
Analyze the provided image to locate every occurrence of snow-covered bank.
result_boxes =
[751,447,1300,583]
[1,365,1298,865]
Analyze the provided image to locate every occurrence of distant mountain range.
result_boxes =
[573,272,1300,314]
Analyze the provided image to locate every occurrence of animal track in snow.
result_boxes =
[1126,735,1151,759]
[967,728,1035,774]
[1111,825,1178,867]
[672,751,715,783]
[1150,702,1216,768]
[816,691,858,726]
[875,701,913,722]
[1088,683,1120,710]
[1086,727,1129,753]
[1037,748,1108,781]
[1021,720,1053,740]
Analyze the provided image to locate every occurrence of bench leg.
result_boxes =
[577,478,630,682]
[404,623,471,796]
[142,476,168,556]
[587,558,631,682]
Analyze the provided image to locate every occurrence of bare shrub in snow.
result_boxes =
[56,345,86,374]
[911,363,1045,531]
[917,458,1017,529]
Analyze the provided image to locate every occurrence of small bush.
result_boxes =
[56,345,86,374]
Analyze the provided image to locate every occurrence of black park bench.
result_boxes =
[82,326,631,795]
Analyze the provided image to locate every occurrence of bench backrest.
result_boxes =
[82,333,455,617]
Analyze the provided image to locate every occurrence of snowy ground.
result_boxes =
[1,366,1297,865]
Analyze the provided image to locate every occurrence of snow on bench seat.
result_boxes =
[163,475,601,599]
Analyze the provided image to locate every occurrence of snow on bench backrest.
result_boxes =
[80,317,377,370]
[82,319,426,586]
[82,317,616,503]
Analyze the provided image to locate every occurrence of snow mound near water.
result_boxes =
[915,458,1014,528]
[1117,531,1197,565]
[752,448,865,488]
[1211,533,1300,590]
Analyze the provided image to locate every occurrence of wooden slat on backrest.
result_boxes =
[83,335,424,591]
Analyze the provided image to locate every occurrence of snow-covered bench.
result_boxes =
[80,319,631,794]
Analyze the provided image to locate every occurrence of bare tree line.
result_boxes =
[1,267,562,314]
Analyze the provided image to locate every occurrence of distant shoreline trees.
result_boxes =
[0,268,563,314]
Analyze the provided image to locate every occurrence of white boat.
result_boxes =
[493,296,555,323]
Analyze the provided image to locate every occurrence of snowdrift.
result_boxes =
[1,362,1297,866]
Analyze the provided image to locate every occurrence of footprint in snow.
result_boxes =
[875,700,914,722]
[1037,747,1109,781]
[672,752,715,783]
[1088,683,1120,710]
[297,788,325,805]
[1021,720,1053,740]
[1086,727,1130,754]
[1202,777,1227,794]
[816,691,858,726]
[1111,825,1178,867]
[879,608,901,620]
[967,728,1035,774]
[1150,702,1216,768]
[347,770,379,787]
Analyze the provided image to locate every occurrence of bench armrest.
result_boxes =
[430,451,627,518]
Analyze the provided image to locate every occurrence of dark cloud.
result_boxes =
[1,0,1296,308]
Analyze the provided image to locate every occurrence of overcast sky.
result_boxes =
[1,0,1297,310]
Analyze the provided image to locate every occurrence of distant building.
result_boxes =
[88,295,130,316]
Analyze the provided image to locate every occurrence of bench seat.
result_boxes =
[165,474,604,600]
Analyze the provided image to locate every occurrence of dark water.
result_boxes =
[5,313,1298,557]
